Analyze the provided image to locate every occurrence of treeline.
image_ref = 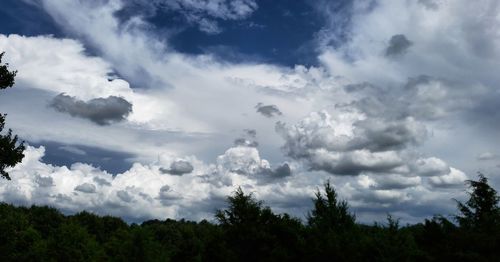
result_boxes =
[0,175,499,261]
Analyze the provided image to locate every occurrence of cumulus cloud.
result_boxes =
[75,183,97,193]
[0,145,469,223]
[429,168,468,188]
[160,160,194,175]
[385,34,413,57]
[234,129,259,147]
[477,152,497,161]
[418,0,439,10]
[1,0,496,223]
[276,109,465,192]
[49,93,132,125]
[255,103,283,118]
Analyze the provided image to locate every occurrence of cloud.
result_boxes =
[385,34,413,57]
[418,0,439,10]
[429,168,467,188]
[116,190,134,203]
[35,175,54,187]
[93,176,112,186]
[160,160,194,175]
[1,0,497,224]
[477,152,497,161]
[233,129,259,147]
[275,109,464,191]
[144,0,258,34]
[58,145,86,155]
[255,103,283,118]
[234,138,258,147]
[49,93,132,125]
[0,145,469,223]
[74,183,97,193]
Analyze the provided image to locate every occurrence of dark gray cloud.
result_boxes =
[244,129,257,138]
[270,163,292,177]
[74,183,96,193]
[418,0,439,10]
[349,118,426,152]
[255,103,282,117]
[117,190,134,203]
[256,163,293,180]
[35,175,54,187]
[234,129,259,147]
[160,160,194,175]
[49,93,132,125]
[477,152,497,161]
[158,185,181,205]
[370,175,421,190]
[308,153,403,176]
[93,177,112,186]
[385,34,413,57]
[234,138,258,147]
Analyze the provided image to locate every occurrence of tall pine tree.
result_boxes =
[0,52,25,180]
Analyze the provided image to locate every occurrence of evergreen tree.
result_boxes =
[0,52,25,180]
[307,180,355,230]
[455,173,500,230]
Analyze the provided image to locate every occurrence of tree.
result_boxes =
[307,180,355,230]
[455,173,500,230]
[305,180,358,261]
[215,187,305,261]
[0,52,25,180]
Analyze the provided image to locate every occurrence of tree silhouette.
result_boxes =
[307,180,355,230]
[0,52,25,180]
[455,173,500,230]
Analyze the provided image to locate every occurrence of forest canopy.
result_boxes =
[0,174,499,261]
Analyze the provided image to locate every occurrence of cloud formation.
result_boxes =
[255,103,283,118]
[49,93,132,125]
[160,160,194,175]
[0,145,468,223]
[385,34,413,57]
[2,0,499,224]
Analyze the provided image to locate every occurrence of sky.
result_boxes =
[0,0,499,224]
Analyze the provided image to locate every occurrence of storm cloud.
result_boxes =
[160,160,194,175]
[74,183,97,193]
[49,93,132,125]
[255,103,282,117]
[385,34,413,57]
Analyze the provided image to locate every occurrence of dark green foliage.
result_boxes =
[0,175,499,261]
[0,52,16,89]
[0,52,25,180]
[216,187,305,261]
[307,180,355,230]
[455,173,500,230]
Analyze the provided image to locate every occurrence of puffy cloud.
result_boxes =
[0,145,470,223]
[160,160,194,175]
[255,103,283,118]
[418,0,439,10]
[385,34,413,57]
[35,175,54,187]
[429,168,468,188]
[477,152,497,161]
[74,183,97,193]
[50,93,132,125]
[1,0,494,223]
[233,129,259,147]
